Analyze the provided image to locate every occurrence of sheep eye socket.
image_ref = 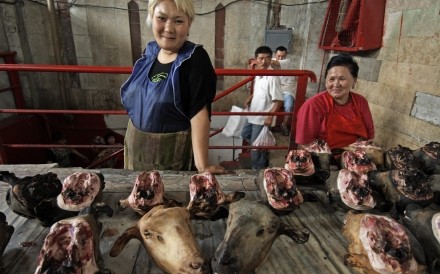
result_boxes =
[144,231,153,238]
[256,228,265,237]
[157,235,164,242]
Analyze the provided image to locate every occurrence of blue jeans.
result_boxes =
[241,122,267,170]
[284,93,295,112]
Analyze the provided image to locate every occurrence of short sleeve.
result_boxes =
[179,46,217,119]
[268,76,284,101]
[295,96,326,145]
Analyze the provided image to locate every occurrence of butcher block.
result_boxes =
[0,164,364,274]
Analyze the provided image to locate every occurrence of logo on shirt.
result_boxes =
[151,72,168,83]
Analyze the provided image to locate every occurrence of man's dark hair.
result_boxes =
[325,53,359,78]
[275,46,287,53]
[254,46,273,58]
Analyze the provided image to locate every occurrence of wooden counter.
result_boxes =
[0,164,356,274]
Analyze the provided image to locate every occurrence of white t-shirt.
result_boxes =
[248,76,283,126]
[278,59,295,97]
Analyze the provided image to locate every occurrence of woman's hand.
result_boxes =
[199,165,226,175]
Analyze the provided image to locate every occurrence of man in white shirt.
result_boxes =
[273,46,295,136]
[241,46,284,170]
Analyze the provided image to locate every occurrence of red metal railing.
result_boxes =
[0,52,25,108]
[0,63,316,167]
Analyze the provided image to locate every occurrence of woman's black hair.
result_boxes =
[325,53,359,78]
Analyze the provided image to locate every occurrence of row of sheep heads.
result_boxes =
[112,170,309,274]
[0,167,309,274]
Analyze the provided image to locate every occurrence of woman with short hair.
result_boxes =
[295,53,374,152]
[121,0,224,173]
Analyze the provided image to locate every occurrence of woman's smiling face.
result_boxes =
[152,0,191,54]
[325,66,356,104]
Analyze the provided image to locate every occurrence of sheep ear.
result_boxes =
[109,226,141,257]
[278,223,310,244]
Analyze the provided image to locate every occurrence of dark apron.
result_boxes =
[121,42,198,171]
[124,119,192,171]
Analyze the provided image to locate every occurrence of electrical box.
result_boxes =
[265,29,293,52]
[319,0,386,51]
